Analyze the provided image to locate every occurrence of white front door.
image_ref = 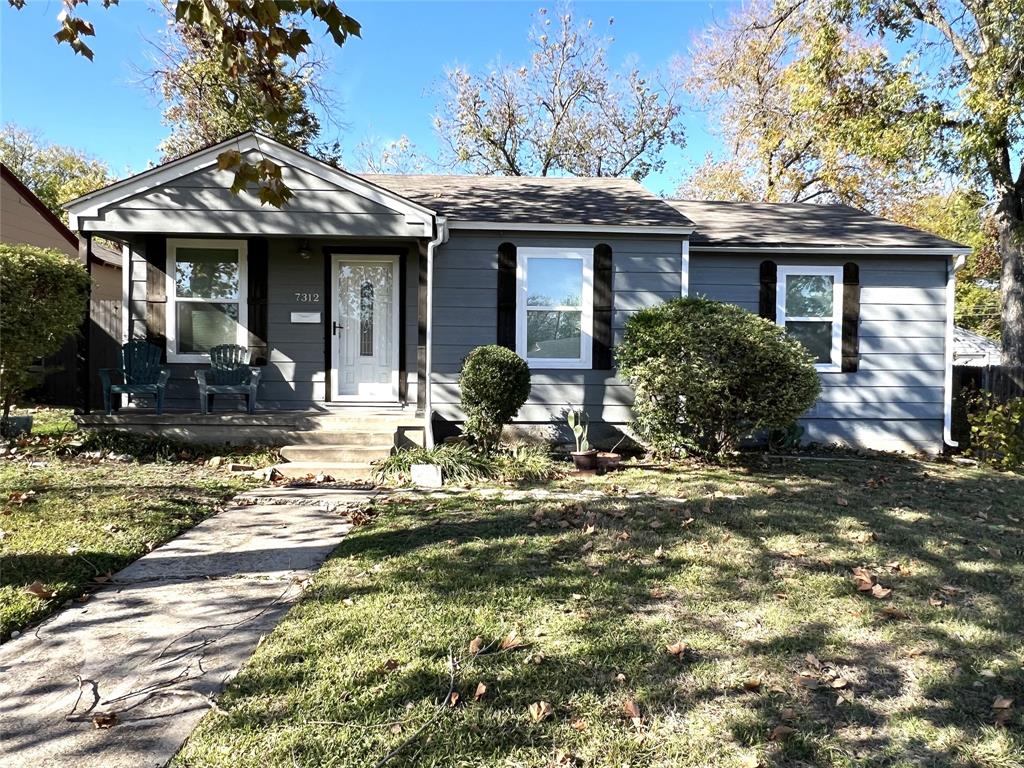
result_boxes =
[331,256,399,400]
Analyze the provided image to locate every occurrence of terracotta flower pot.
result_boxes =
[570,449,599,470]
[596,451,621,470]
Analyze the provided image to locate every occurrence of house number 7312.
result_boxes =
[294,292,320,303]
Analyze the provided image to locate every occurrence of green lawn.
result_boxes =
[0,408,268,639]
[174,456,1023,768]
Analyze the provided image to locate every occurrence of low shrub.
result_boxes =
[616,298,821,459]
[0,244,89,430]
[375,443,558,485]
[968,393,1024,472]
[459,345,532,451]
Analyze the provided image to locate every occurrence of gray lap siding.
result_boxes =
[689,252,948,452]
[430,232,684,429]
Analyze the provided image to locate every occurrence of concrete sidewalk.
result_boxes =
[0,486,372,768]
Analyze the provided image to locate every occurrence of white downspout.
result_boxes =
[943,252,968,449]
[423,217,448,448]
[680,239,690,297]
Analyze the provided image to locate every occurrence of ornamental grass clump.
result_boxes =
[616,297,821,459]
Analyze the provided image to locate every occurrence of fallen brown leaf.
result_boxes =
[743,678,762,691]
[870,583,893,599]
[91,712,117,729]
[769,724,796,740]
[469,636,485,655]
[473,682,487,701]
[24,581,55,600]
[499,630,523,651]
[381,659,400,672]
[529,700,553,722]
[446,691,460,708]
[836,496,849,507]
[992,696,1014,710]
[666,641,689,659]
[623,698,641,725]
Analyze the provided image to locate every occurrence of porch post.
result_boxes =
[77,233,93,414]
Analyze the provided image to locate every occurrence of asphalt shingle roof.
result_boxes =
[666,199,967,250]
[361,174,695,228]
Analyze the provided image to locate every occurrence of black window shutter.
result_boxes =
[496,242,517,350]
[247,237,269,365]
[759,260,777,321]
[144,234,167,361]
[841,262,861,372]
[592,244,614,369]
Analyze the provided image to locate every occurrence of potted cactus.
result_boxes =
[567,409,598,470]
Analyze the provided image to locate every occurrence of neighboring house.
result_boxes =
[1,163,122,407]
[953,326,1003,367]
[65,133,970,454]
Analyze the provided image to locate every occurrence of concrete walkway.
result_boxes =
[0,486,373,768]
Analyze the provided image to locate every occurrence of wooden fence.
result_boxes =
[29,298,122,410]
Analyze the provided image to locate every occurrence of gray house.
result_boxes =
[67,132,970,462]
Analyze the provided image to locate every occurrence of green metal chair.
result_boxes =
[99,341,170,415]
[196,344,262,414]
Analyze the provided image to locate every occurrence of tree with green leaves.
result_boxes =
[435,7,684,181]
[150,23,326,162]
[8,0,361,207]
[720,0,1023,363]
[680,0,933,209]
[0,125,112,223]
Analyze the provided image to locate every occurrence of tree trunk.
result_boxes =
[996,188,1024,366]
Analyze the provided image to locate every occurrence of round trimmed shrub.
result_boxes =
[616,298,821,459]
[459,345,532,450]
[0,244,89,427]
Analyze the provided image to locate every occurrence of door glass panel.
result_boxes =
[359,282,374,357]
[785,320,833,363]
[785,274,833,317]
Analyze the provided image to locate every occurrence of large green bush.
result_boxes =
[616,298,821,459]
[459,345,532,450]
[0,244,89,425]
[968,393,1024,472]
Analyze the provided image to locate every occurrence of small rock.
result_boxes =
[207,456,225,468]
[227,463,254,472]
[107,453,132,463]
[10,630,20,639]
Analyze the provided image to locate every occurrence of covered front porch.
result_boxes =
[66,134,445,446]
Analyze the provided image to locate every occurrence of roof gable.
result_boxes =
[67,133,436,236]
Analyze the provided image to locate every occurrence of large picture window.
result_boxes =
[516,247,593,369]
[166,239,248,362]
[776,265,843,372]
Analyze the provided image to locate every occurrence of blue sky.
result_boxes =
[1,1,736,195]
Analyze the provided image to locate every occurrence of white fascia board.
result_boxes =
[689,245,972,256]
[447,220,695,236]
[67,132,436,233]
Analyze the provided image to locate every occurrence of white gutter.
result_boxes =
[943,253,968,448]
[423,217,448,448]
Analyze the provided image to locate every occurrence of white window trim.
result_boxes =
[166,238,249,364]
[516,246,594,369]
[776,265,844,373]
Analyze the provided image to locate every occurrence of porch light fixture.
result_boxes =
[298,240,313,259]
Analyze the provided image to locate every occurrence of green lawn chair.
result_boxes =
[99,340,170,415]
[196,344,262,415]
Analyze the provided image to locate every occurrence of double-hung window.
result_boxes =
[166,239,248,363]
[516,247,593,369]
[776,265,843,372]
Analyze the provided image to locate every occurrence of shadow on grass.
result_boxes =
[177,455,1023,767]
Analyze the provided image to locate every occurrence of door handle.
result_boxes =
[332,321,344,334]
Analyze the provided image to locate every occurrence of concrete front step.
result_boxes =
[283,430,396,446]
[278,443,394,463]
[272,461,378,480]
